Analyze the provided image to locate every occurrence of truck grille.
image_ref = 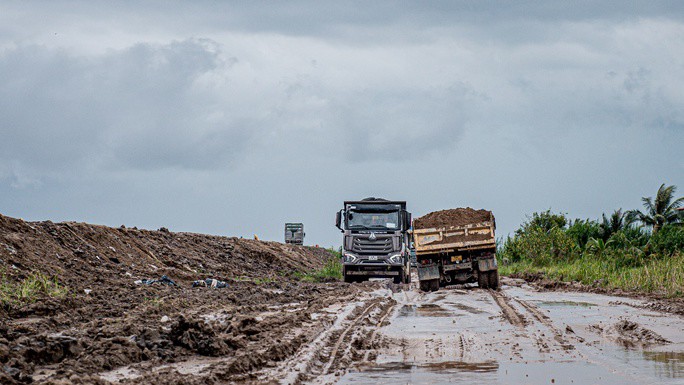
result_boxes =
[352,237,393,255]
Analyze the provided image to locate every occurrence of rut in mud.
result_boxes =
[341,278,684,384]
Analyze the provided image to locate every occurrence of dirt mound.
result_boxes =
[0,213,330,294]
[590,319,670,347]
[414,208,493,229]
[0,212,342,384]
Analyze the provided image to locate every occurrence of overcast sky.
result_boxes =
[1,1,683,247]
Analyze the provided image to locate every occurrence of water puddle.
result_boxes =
[360,361,498,373]
[398,304,455,317]
[642,351,684,378]
[538,300,597,308]
[447,302,487,314]
[340,360,641,384]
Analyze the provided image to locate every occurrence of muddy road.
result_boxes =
[334,277,684,385]
[3,213,684,384]
[86,276,683,384]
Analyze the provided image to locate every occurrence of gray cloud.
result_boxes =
[0,39,259,179]
[0,2,683,246]
[333,84,478,161]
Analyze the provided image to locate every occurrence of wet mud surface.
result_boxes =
[3,212,684,384]
[341,276,684,384]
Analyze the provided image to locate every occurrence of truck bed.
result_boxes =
[412,220,495,254]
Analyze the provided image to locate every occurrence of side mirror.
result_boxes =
[335,211,342,231]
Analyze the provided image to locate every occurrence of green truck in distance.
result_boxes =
[284,223,305,245]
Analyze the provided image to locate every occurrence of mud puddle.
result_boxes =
[343,284,684,384]
[340,360,638,385]
[538,300,597,308]
[398,304,455,317]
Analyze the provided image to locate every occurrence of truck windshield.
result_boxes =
[347,210,400,230]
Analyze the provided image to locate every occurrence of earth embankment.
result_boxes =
[0,213,340,384]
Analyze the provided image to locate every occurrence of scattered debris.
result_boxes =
[135,275,177,286]
[192,278,229,288]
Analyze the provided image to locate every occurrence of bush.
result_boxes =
[517,210,568,235]
[650,225,684,256]
[499,225,577,265]
[566,219,601,250]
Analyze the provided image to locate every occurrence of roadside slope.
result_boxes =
[0,213,340,384]
[0,213,329,291]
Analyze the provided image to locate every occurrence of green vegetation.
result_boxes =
[499,184,684,296]
[627,183,684,234]
[296,249,343,282]
[1,271,69,310]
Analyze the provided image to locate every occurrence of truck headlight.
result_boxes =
[388,254,402,264]
[343,253,358,263]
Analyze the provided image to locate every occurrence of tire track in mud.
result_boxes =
[362,301,396,362]
[489,290,527,328]
[254,291,395,384]
[513,297,576,351]
[321,299,383,374]
[490,290,579,355]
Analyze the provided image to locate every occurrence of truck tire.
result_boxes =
[478,271,490,289]
[404,270,411,284]
[429,279,440,292]
[419,280,430,292]
[488,270,500,290]
[393,275,402,284]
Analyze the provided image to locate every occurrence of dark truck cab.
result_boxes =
[335,197,412,284]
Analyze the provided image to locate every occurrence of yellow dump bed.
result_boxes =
[412,213,495,255]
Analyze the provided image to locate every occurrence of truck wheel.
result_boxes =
[429,279,440,292]
[344,274,355,283]
[393,275,402,284]
[488,270,500,290]
[478,271,490,289]
[419,281,430,292]
[404,270,411,284]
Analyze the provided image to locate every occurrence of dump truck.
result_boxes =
[284,223,305,245]
[412,208,499,292]
[335,197,412,284]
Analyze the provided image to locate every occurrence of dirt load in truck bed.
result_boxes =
[413,207,493,229]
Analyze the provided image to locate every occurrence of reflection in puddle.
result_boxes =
[449,302,487,314]
[643,351,684,378]
[341,361,644,384]
[364,361,498,373]
[398,304,455,317]
[538,300,597,308]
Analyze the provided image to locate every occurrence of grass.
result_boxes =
[500,252,684,297]
[296,257,343,283]
[1,271,69,310]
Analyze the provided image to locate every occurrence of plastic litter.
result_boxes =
[135,275,177,286]
[192,278,229,288]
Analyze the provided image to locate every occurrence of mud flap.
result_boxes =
[477,257,498,272]
[417,265,440,281]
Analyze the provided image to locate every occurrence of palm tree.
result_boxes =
[600,209,629,240]
[627,184,684,234]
